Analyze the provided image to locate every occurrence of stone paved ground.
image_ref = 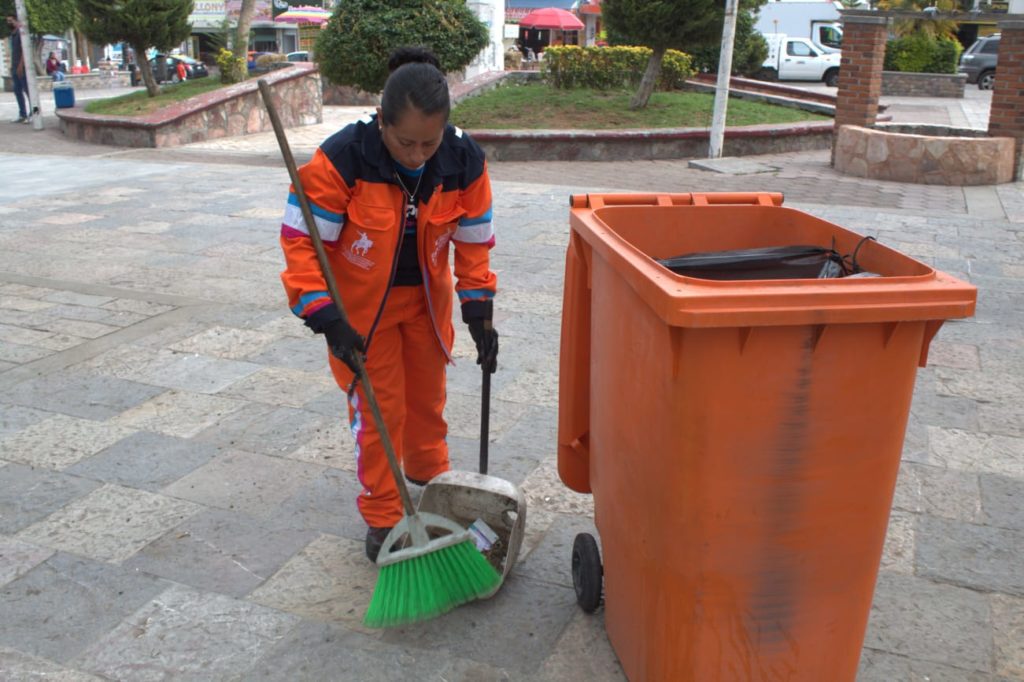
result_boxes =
[0,85,1023,681]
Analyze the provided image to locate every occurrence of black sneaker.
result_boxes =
[365,526,393,563]
[405,474,429,486]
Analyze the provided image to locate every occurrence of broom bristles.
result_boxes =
[364,539,501,628]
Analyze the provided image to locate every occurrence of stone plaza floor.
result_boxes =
[0,84,1022,680]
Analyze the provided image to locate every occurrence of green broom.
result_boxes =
[258,81,500,628]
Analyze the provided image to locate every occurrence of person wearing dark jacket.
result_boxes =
[6,15,29,123]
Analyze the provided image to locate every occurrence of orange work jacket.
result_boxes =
[279,115,496,360]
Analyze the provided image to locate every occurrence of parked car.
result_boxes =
[149,54,209,83]
[758,33,841,87]
[286,51,310,62]
[958,34,999,90]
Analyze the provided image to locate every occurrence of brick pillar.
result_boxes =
[832,12,889,166]
[988,19,1024,181]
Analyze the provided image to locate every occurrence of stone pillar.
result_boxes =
[832,12,889,166]
[987,19,1024,181]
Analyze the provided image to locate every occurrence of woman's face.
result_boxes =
[377,105,446,171]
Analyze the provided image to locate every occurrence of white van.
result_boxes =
[760,33,841,86]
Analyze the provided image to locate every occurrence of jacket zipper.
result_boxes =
[364,190,406,350]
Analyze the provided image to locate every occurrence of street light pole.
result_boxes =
[709,0,740,158]
[14,0,42,130]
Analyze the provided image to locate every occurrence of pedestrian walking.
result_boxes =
[175,58,187,82]
[278,46,499,563]
[5,14,29,123]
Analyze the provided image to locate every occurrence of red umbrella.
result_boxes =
[518,7,584,31]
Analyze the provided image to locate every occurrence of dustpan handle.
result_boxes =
[480,349,490,476]
[259,80,415,517]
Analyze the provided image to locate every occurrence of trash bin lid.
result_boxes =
[569,193,977,328]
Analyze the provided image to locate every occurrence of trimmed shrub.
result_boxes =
[542,45,695,90]
[315,0,488,93]
[255,53,288,68]
[884,32,962,74]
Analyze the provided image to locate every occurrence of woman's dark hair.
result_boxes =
[381,46,450,125]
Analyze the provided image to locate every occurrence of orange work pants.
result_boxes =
[327,286,450,528]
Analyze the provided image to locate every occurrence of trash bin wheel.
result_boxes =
[572,533,602,613]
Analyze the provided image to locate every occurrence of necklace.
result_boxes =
[394,169,423,203]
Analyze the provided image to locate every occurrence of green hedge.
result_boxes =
[542,45,695,90]
[884,33,962,74]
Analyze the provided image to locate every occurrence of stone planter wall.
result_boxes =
[473,121,834,162]
[56,64,321,148]
[322,84,380,106]
[881,71,966,98]
[834,124,1015,185]
[3,70,131,93]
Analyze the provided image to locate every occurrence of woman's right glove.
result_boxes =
[324,318,366,374]
[464,300,498,374]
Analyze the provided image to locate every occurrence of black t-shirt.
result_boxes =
[393,165,424,287]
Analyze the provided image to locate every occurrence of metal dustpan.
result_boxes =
[417,361,526,597]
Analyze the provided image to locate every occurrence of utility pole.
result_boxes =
[14,0,42,130]
[708,0,739,158]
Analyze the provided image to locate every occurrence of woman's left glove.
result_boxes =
[464,300,498,374]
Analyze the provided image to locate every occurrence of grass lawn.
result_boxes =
[84,78,227,116]
[450,82,828,130]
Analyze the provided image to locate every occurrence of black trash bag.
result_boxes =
[657,238,877,281]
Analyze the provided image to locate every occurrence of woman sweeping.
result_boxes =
[279,47,499,562]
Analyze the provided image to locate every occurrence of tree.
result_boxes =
[878,0,958,37]
[603,0,721,109]
[315,0,489,94]
[690,8,768,77]
[77,0,194,97]
[232,0,255,62]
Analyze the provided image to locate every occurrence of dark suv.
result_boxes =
[959,34,999,90]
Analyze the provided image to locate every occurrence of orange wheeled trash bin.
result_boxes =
[557,193,976,681]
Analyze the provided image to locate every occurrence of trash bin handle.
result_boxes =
[570,193,783,209]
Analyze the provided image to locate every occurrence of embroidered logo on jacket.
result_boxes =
[344,230,376,270]
[431,228,454,266]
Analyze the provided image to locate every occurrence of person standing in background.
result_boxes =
[6,14,29,123]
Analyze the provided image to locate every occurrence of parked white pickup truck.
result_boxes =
[759,33,841,87]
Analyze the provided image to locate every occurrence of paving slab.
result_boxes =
[123,508,319,598]
[161,450,323,519]
[0,414,137,470]
[17,483,200,563]
[65,430,221,492]
[72,584,301,682]
[0,552,170,663]
[864,571,994,672]
[3,369,165,420]
[0,464,101,534]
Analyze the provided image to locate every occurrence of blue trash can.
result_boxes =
[54,85,75,109]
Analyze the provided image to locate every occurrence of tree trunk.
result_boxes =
[131,43,160,97]
[630,47,666,110]
[33,37,46,78]
[233,0,257,61]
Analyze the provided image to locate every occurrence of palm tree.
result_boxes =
[877,0,959,38]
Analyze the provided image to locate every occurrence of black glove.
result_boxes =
[324,318,366,374]
[464,300,498,374]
